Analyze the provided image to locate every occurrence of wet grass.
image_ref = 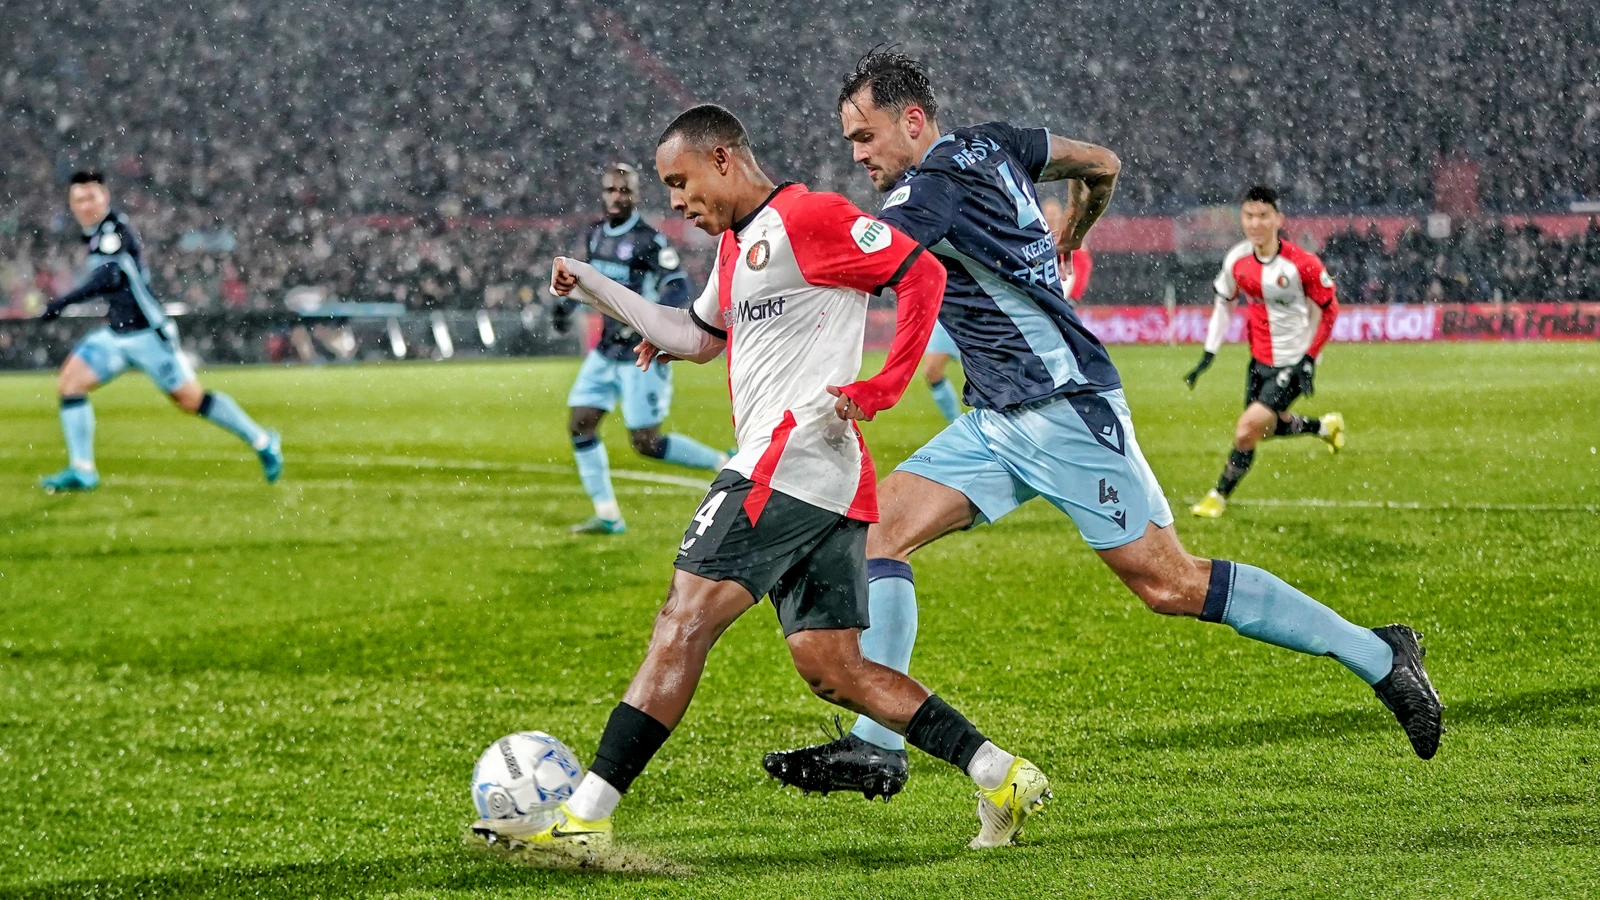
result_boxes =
[2,343,1597,898]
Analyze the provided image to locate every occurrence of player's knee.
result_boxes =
[568,411,599,438]
[629,430,665,458]
[787,632,860,702]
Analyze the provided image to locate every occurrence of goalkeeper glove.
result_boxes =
[1183,351,1215,390]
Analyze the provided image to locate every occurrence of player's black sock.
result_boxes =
[904,694,988,771]
[588,702,671,794]
[1273,414,1322,437]
[1216,448,1255,497]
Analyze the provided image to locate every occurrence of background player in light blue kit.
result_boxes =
[37,171,282,493]
[763,51,1442,800]
[557,164,729,534]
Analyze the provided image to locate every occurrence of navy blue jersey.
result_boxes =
[580,212,690,361]
[876,122,1120,409]
[48,211,167,334]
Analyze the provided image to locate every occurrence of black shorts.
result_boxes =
[1245,360,1303,413]
[674,470,869,636]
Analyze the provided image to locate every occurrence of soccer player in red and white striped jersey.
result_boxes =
[469,105,1047,859]
[1185,185,1347,517]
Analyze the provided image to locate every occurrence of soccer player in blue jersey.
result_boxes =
[37,172,282,492]
[763,51,1442,801]
[557,163,729,534]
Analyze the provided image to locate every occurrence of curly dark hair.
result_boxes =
[837,45,938,120]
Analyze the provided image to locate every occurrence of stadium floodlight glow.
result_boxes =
[476,310,496,347]
[431,312,455,359]
[386,317,406,358]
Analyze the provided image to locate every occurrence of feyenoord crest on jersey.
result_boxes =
[746,239,771,270]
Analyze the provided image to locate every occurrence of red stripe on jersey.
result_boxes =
[749,409,797,484]
[743,482,773,527]
[717,230,741,429]
[844,425,880,523]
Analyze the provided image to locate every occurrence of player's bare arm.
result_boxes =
[1038,136,1119,250]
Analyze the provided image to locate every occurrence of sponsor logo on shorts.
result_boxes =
[906,453,934,464]
[1098,478,1120,505]
[1111,509,1128,529]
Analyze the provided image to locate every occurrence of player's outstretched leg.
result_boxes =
[784,628,1048,848]
[471,572,753,858]
[764,558,916,799]
[185,386,281,482]
[41,354,104,492]
[629,427,729,472]
[1103,525,1442,759]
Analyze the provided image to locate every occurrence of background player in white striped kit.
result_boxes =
[1185,186,1347,518]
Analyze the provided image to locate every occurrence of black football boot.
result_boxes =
[1370,624,1443,760]
[763,719,909,801]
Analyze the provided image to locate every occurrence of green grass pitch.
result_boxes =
[2,343,1597,898]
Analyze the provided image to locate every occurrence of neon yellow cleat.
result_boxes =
[1191,489,1227,518]
[969,758,1051,849]
[468,804,613,861]
[1320,412,1346,454]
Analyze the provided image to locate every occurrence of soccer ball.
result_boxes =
[471,731,584,819]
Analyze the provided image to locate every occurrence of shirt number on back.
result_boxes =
[997,161,1045,230]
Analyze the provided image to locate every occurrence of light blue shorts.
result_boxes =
[73,325,195,394]
[896,388,1174,550]
[925,321,959,357]
[566,350,673,430]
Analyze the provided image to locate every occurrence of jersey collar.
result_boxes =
[732,182,797,235]
[601,211,640,237]
[918,133,955,165]
[81,210,117,241]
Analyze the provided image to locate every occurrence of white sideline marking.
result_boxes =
[1,448,712,492]
[1232,498,1598,513]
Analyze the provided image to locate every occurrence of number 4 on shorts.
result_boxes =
[692,490,728,536]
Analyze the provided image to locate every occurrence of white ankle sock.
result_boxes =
[565,771,621,821]
[594,500,622,522]
[966,740,1015,790]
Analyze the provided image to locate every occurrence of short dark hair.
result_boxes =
[1243,185,1279,208]
[69,170,105,187]
[838,46,938,120]
[657,104,749,150]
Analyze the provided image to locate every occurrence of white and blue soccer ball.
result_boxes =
[471,731,584,819]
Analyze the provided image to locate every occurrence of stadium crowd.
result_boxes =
[1,0,1597,314]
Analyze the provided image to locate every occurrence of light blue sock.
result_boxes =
[928,378,961,424]
[849,559,919,751]
[572,436,619,518]
[1203,560,1395,685]
[199,392,268,450]
[660,433,725,471]
[60,396,96,470]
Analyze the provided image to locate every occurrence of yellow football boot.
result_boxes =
[1191,489,1227,518]
[1320,412,1346,454]
[469,803,613,861]
[969,758,1051,849]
